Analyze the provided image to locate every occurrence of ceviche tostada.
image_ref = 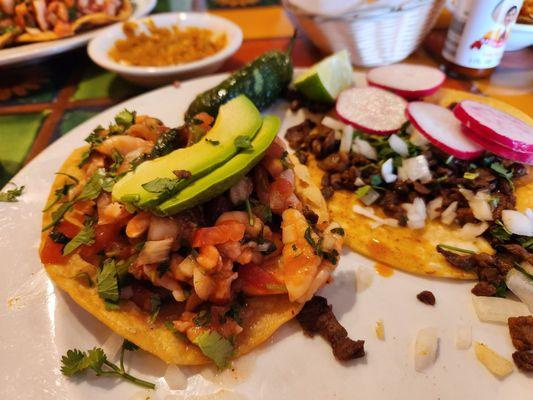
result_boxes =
[39,94,351,370]
[0,0,132,49]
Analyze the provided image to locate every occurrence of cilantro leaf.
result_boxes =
[205,138,220,145]
[331,227,345,236]
[490,162,514,189]
[110,149,124,172]
[234,135,253,151]
[97,259,119,307]
[122,340,139,351]
[436,244,476,254]
[141,177,181,194]
[60,346,154,389]
[193,310,211,327]
[60,349,88,376]
[280,151,294,170]
[193,330,234,369]
[78,168,106,201]
[63,222,95,255]
[115,109,136,129]
[0,184,24,202]
[42,201,74,232]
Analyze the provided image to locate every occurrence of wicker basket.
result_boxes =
[283,0,445,67]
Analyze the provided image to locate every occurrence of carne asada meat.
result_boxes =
[508,316,533,351]
[512,351,533,372]
[416,291,436,306]
[297,296,365,361]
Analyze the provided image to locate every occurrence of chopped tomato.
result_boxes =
[269,178,293,212]
[78,223,123,264]
[56,220,81,237]
[40,236,67,264]
[194,112,214,127]
[265,138,285,159]
[239,262,286,296]
[192,221,246,247]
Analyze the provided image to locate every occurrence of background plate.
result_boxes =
[0,0,156,67]
[0,73,529,400]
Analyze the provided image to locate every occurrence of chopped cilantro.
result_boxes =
[205,138,220,145]
[245,199,254,226]
[494,281,508,298]
[60,347,154,389]
[115,109,136,129]
[234,135,253,151]
[323,249,339,265]
[49,231,70,244]
[193,330,234,369]
[149,294,161,324]
[141,177,181,195]
[193,310,211,327]
[97,259,119,309]
[355,185,372,199]
[490,220,512,242]
[63,222,95,255]
[42,201,74,232]
[436,244,476,255]
[490,162,514,189]
[78,168,107,201]
[370,174,382,186]
[74,272,94,287]
[110,150,124,172]
[0,184,24,202]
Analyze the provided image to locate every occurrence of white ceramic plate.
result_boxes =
[0,73,530,400]
[0,0,156,67]
[88,12,243,87]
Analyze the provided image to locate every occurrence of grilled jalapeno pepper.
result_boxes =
[185,40,294,121]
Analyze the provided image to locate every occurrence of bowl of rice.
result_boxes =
[88,12,243,87]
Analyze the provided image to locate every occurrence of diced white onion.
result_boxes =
[321,116,345,131]
[455,325,471,350]
[360,188,380,206]
[427,197,443,220]
[414,327,438,372]
[352,137,377,160]
[472,295,531,323]
[164,364,187,390]
[459,222,489,239]
[506,269,533,313]
[136,238,173,265]
[474,342,514,378]
[440,201,458,225]
[353,204,399,228]
[459,189,493,221]
[339,124,354,153]
[381,158,397,183]
[355,266,374,293]
[354,177,365,186]
[388,134,409,157]
[102,333,124,360]
[502,209,533,236]
[398,155,432,183]
[408,126,430,147]
[402,197,427,229]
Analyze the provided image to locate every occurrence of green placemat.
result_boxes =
[0,112,46,185]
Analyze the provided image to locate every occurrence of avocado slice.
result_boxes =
[155,115,280,216]
[112,95,262,208]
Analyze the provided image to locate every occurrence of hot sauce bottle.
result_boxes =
[441,0,523,79]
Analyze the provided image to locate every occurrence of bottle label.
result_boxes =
[443,0,523,69]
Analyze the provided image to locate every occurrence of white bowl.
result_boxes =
[505,22,533,52]
[87,12,243,87]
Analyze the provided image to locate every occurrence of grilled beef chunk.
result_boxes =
[508,316,533,351]
[416,291,436,305]
[436,248,516,295]
[297,296,365,361]
[512,351,533,372]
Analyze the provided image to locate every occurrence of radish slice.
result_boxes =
[406,102,484,160]
[454,100,533,153]
[336,87,407,135]
[462,125,533,165]
[366,64,445,100]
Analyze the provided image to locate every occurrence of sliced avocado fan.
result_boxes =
[112,95,262,208]
[156,115,281,216]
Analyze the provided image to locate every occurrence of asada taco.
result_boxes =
[0,0,132,47]
[285,84,533,289]
[40,95,344,368]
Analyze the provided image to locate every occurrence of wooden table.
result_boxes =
[0,3,531,187]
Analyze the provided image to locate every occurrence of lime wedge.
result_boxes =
[294,50,353,103]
